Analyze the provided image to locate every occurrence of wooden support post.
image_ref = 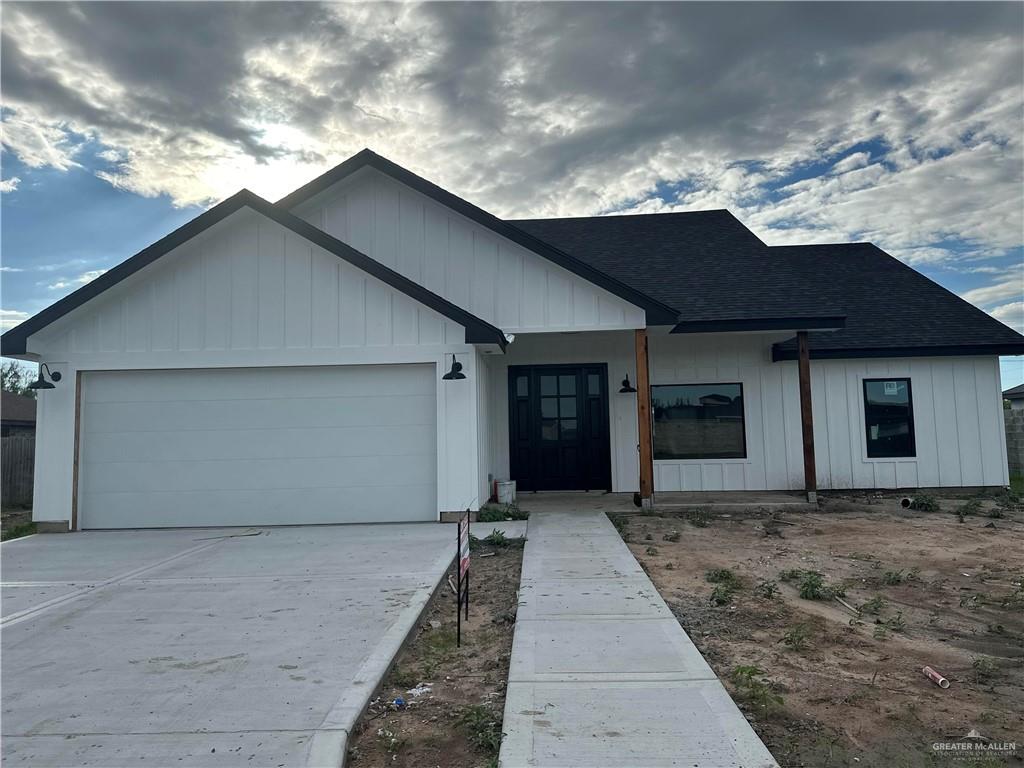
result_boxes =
[635,328,654,506]
[71,371,82,532]
[797,331,817,503]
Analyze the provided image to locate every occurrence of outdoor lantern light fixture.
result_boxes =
[442,354,466,381]
[27,363,62,390]
[618,374,637,393]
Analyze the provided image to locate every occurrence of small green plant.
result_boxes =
[483,528,509,547]
[685,507,710,527]
[754,580,779,599]
[781,623,813,651]
[882,570,905,586]
[972,656,997,683]
[859,596,886,615]
[0,522,36,541]
[798,571,845,600]
[663,530,681,542]
[957,500,982,518]
[390,665,419,689]
[872,625,888,640]
[909,494,940,512]
[709,583,736,606]
[706,568,738,584]
[376,726,405,754]
[608,514,630,541]
[881,611,906,632]
[665,562,675,570]
[730,666,783,712]
[458,704,502,756]
[477,505,505,523]
[778,568,804,583]
[987,506,1005,519]
[645,545,659,556]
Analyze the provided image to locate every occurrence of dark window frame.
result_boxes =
[650,382,747,461]
[862,377,916,458]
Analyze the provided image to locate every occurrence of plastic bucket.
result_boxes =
[496,480,517,504]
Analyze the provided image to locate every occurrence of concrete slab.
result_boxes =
[501,680,779,768]
[508,618,716,682]
[1,523,453,768]
[499,511,778,768]
[515,578,672,621]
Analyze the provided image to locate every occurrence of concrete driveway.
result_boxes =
[1,524,453,767]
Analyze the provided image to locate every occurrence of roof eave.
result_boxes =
[772,343,1024,362]
[672,316,846,334]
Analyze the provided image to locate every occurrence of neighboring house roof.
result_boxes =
[766,244,1024,359]
[0,188,507,356]
[1004,383,1024,399]
[278,149,681,325]
[512,211,845,333]
[1,391,36,425]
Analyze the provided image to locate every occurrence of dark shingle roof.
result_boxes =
[512,214,1024,358]
[1004,383,1024,399]
[1,391,36,424]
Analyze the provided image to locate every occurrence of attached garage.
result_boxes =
[77,365,438,529]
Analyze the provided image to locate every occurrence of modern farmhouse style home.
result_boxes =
[4,150,1022,529]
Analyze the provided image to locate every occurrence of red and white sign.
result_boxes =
[458,514,470,578]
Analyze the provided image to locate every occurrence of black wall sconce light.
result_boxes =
[442,354,466,381]
[618,374,637,393]
[28,363,62,390]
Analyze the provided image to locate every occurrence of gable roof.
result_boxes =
[512,211,845,333]
[767,244,1024,360]
[0,189,507,356]
[1003,383,1024,399]
[277,149,680,325]
[1,391,36,425]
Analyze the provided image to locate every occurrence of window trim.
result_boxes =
[862,377,916,459]
[650,381,748,461]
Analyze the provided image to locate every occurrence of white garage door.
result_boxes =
[78,365,437,529]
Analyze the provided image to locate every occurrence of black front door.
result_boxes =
[508,364,612,491]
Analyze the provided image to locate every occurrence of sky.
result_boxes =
[1,1,1022,385]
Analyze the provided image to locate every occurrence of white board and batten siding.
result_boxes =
[292,167,647,334]
[25,207,489,526]
[648,333,1008,492]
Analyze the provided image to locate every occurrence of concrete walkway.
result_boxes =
[499,511,778,768]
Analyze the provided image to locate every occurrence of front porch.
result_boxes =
[508,490,817,515]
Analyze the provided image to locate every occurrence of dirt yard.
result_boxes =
[615,492,1023,768]
[346,529,525,768]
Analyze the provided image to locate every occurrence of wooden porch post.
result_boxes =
[797,331,817,503]
[635,328,654,506]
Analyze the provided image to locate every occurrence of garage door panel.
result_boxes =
[82,424,436,464]
[84,365,435,403]
[79,366,437,528]
[81,484,437,529]
[83,454,438,495]
[83,394,436,433]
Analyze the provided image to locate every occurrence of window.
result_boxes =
[651,383,745,460]
[863,378,915,458]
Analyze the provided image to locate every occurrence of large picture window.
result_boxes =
[863,378,915,458]
[651,383,746,460]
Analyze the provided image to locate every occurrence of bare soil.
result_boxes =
[346,536,524,768]
[616,492,1024,768]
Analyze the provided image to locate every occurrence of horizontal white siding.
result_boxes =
[295,168,646,334]
[646,334,1008,491]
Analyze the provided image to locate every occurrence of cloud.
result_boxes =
[961,274,1024,306]
[990,300,1024,333]
[0,309,30,330]
[0,176,21,193]
[0,1,1020,271]
[47,268,107,291]
[0,266,25,273]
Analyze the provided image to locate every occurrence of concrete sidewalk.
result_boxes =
[498,511,778,768]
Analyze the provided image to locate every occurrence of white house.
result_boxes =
[4,150,1022,529]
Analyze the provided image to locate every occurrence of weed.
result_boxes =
[957,499,982,518]
[505,503,530,521]
[483,529,509,547]
[458,705,502,756]
[781,623,813,651]
[608,514,630,541]
[755,580,780,600]
[706,568,739,584]
[730,666,783,713]
[972,656,997,683]
[665,562,675,570]
[909,494,940,512]
[762,516,784,538]
[872,625,888,641]
[645,545,659,555]
[778,568,804,583]
[859,596,886,615]
[376,726,405,754]
[477,505,505,523]
[798,571,845,600]
[663,530,681,542]
[1,522,35,541]
[390,665,419,689]
[685,507,711,527]
[881,611,906,632]
[709,583,737,606]
[882,570,905,586]
[644,532,653,540]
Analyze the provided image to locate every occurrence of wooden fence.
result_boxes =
[2,435,35,508]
